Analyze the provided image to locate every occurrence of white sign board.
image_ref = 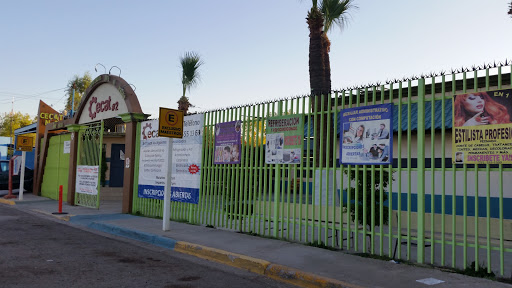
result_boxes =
[78,83,128,124]
[76,165,99,195]
[170,114,204,204]
[13,156,21,176]
[137,120,170,200]
[63,141,70,154]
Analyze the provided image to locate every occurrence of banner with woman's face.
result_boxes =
[452,89,512,164]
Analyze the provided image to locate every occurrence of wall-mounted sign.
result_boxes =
[340,103,393,165]
[16,136,34,152]
[452,89,512,164]
[63,140,70,154]
[265,115,303,164]
[78,83,128,124]
[214,121,241,164]
[159,107,184,138]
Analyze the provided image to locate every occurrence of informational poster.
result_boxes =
[340,103,393,165]
[63,141,70,154]
[137,120,169,200]
[170,114,204,204]
[214,120,241,164]
[452,89,512,164]
[76,165,99,195]
[13,156,21,176]
[265,115,303,164]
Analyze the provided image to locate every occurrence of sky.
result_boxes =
[1,0,511,119]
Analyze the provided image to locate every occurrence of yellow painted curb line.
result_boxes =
[175,241,270,275]
[0,198,16,205]
[265,264,364,288]
[32,209,74,221]
[174,241,364,288]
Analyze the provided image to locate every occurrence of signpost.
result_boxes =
[158,108,184,231]
[16,135,33,200]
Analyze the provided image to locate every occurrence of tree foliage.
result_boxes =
[178,52,203,115]
[344,169,392,227]
[65,72,92,114]
[0,112,36,143]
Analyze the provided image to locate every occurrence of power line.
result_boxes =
[0,87,66,104]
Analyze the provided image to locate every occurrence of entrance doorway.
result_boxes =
[109,144,125,187]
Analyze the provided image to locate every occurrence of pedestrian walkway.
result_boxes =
[1,194,510,288]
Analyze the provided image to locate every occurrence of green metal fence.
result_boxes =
[133,62,512,276]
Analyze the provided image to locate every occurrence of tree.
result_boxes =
[178,52,203,115]
[306,0,356,166]
[64,72,92,115]
[509,1,512,17]
[0,112,36,149]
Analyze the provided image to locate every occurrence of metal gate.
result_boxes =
[75,121,104,208]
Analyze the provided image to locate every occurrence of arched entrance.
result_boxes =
[36,74,148,213]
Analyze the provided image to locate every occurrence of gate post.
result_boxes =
[66,124,86,205]
[417,78,426,263]
[120,113,148,214]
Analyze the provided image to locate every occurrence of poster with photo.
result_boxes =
[339,103,393,165]
[214,120,241,164]
[452,89,512,164]
[265,115,303,164]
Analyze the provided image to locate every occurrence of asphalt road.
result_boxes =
[0,206,294,288]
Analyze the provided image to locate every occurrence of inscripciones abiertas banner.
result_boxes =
[137,119,169,200]
[170,114,204,204]
[452,89,512,164]
[214,121,241,164]
[265,115,303,164]
[340,103,393,165]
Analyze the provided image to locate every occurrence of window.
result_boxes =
[115,124,126,133]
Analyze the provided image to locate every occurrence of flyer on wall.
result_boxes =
[452,89,512,164]
[137,119,169,200]
[214,120,241,164]
[339,103,393,165]
[170,114,204,204]
[265,114,303,164]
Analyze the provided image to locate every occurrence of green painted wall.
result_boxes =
[41,134,71,200]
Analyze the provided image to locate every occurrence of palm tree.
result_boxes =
[509,1,512,17]
[307,0,356,166]
[178,51,203,115]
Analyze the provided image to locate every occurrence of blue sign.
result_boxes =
[138,184,164,200]
[170,187,199,204]
[340,103,393,165]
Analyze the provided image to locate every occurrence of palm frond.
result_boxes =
[180,51,204,95]
[320,0,357,33]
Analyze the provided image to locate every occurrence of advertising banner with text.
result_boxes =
[170,114,204,204]
[452,89,512,164]
[340,103,393,165]
[137,120,169,200]
[76,165,99,195]
[214,120,241,164]
[265,115,303,164]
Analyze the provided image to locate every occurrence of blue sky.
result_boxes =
[1,0,511,118]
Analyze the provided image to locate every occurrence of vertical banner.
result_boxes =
[265,114,303,164]
[340,103,393,165]
[452,89,512,164]
[137,120,169,200]
[170,114,204,204]
[214,120,241,164]
[76,165,99,195]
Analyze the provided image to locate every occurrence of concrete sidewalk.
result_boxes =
[1,194,510,288]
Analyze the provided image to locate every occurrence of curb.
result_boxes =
[0,198,16,205]
[86,222,363,288]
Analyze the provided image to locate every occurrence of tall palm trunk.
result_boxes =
[308,8,333,167]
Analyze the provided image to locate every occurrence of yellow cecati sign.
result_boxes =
[39,112,64,125]
[159,107,184,138]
